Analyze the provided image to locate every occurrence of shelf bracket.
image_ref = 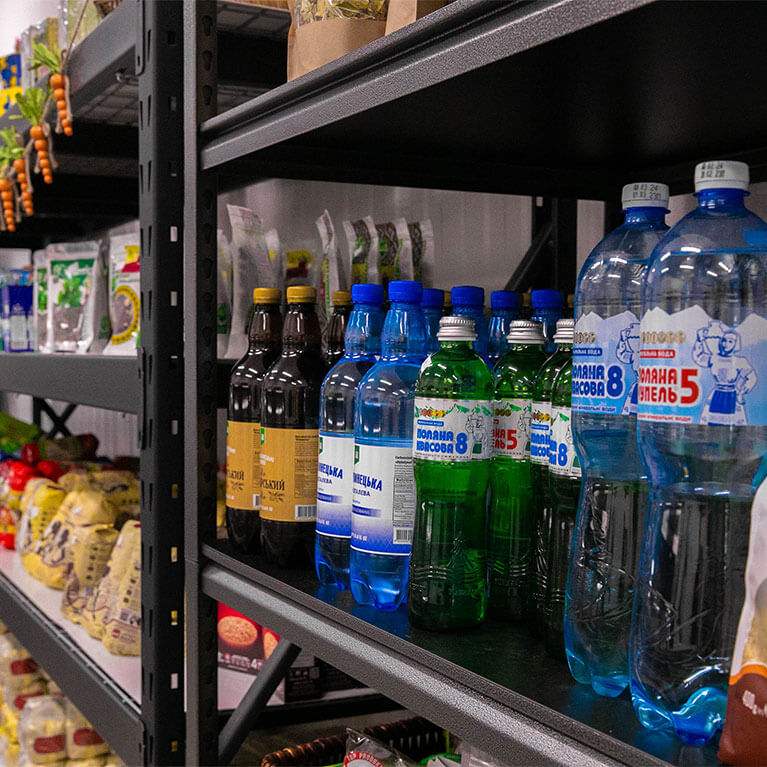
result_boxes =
[32,398,77,438]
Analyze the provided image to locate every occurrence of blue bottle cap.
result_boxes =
[351,283,384,304]
[531,289,564,309]
[451,285,484,307]
[387,280,423,303]
[421,288,445,308]
[491,290,519,309]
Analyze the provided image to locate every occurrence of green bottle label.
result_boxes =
[492,398,531,459]
[413,397,492,462]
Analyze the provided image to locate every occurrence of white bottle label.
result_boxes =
[413,398,492,461]
[549,406,581,477]
[492,398,531,459]
[316,432,354,539]
[530,400,551,465]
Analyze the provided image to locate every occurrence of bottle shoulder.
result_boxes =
[263,351,327,390]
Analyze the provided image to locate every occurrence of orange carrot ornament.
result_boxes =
[12,88,56,185]
[1,127,33,217]
[30,43,72,137]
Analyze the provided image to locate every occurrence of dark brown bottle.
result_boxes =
[226,288,283,554]
[260,286,328,567]
[325,290,352,367]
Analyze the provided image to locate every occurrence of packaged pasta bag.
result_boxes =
[102,532,141,656]
[316,210,347,324]
[17,695,66,765]
[1,679,47,745]
[342,217,378,285]
[56,471,90,494]
[103,232,140,356]
[1,734,20,766]
[217,230,233,359]
[17,481,65,559]
[375,219,412,291]
[719,478,767,764]
[64,700,107,761]
[87,471,139,509]
[408,219,434,286]
[0,635,40,692]
[32,251,49,353]
[102,752,125,767]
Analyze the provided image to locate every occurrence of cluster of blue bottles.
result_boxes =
[452,286,490,364]
[532,290,564,354]
[488,290,521,367]
[422,288,446,354]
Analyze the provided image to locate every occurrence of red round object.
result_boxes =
[7,462,41,492]
[36,460,64,481]
[20,443,40,465]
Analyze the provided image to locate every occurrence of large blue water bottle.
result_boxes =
[487,290,520,367]
[452,286,489,363]
[316,283,385,589]
[532,290,564,354]
[632,160,767,745]
[565,183,670,697]
[422,288,445,354]
[350,281,427,610]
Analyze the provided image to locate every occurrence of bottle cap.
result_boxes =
[332,290,352,306]
[387,280,422,303]
[553,318,574,343]
[252,287,281,304]
[351,283,384,305]
[694,160,749,192]
[451,285,484,307]
[491,290,519,309]
[506,320,545,344]
[437,315,476,342]
[421,288,445,308]
[286,285,316,303]
[532,289,564,310]
[621,182,669,209]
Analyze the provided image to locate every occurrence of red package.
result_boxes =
[21,434,99,465]
[36,460,65,482]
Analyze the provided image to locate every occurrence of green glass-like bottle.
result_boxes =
[409,315,494,630]
[488,320,546,619]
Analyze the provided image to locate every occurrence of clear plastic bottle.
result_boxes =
[532,289,564,355]
[632,160,767,745]
[566,183,670,697]
[451,286,489,364]
[409,316,494,630]
[316,283,385,589]
[325,290,352,368]
[487,290,520,368]
[422,288,445,355]
[350,280,427,610]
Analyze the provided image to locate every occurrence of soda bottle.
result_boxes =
[487,290,520,368]
[565,183,669,697]
[532,289,564,354]
[325,290,352,367]
[451,286,489,364]
[226,288,283,554]
[632,160,767,745]
[260,286,327,567]
[409,316,494,630]
[350,281,426,610]
[529,319,573,633]
[543,356,580,660]
[315,283,385,589]
[488,320,546,619]
[421,288,445,354]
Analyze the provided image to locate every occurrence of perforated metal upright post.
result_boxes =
[137,0,186,763]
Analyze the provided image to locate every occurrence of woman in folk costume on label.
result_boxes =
[692,320,757,425]
[617,321,641,415]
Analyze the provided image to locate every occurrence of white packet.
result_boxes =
[408,219,435,287]
[342,217,378,285]
[32,251,49,353]
[217,230,233,359]
[316,210,346,323]
[103,232,140,356]
[265,228,283,295]
[394,218,413,281]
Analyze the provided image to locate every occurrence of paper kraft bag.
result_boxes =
[385,0,446,34]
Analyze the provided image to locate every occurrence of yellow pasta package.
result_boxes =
[88,471,139,508]
[17,695,66,765]
[102,536,141,656]
[0,635,40,692]
[64,700,108,761]
[55,472,90,494]
[18,478,47,517]
[17,483,65,559]
[1,678,47,746]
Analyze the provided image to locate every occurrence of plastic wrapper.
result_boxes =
[58,0,101,51]
[1,679,47,745]
[0,734,19,766]
[17,481,65,559]
[408,219,434,286]
[86,471,139,509]
[375,219,412,290]
[17,695,66,765]
[344,728,418,767]
[101,527,141,656]
[103,232,140,356]
[32,251,49,353]
[0,635,40,692]
[217,230,233,359]
[20,18,58,90]
[64,700,107,761]
[316,210,347,324]
[102,752,125,767]
[343,217,379,285]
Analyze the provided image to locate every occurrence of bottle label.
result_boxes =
[549,406,581,477]
[573,310,641,415]
[530,400,551,465]
[492,398,531,459]
[316,432,354,538]
[351,443,415,555]
[413,398,492,461]
[225,420,261,511]
[259,427,318,522]
[638,307,767,425]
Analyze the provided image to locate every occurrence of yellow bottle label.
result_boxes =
[259,427,318,522]
[225,420,261,511]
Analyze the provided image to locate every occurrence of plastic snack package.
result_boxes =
[64,700,108,761]
[408,219,434,286]
[17,695,66,765]
[217,230,233,359]
[17,481,65,558]
[394,218,413,280]
[1,679,47,744]
[342,217,379,285]
[68,758,107,767]
[2,735,20,766]
[32,251,49,353]
[0,634,40,691]
[344,728,418,767]
[87,471,139,509]
[375,219,412,290]
[101,531,141,656]
[103,232,140,356]
[316,210,347,324]
[102,752,125,767]
[265,228,283,295]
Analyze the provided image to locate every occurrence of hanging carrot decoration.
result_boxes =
[29,42,72,137]
[0,176,16,233]
[12,88,55,185]
[0,127,33,217]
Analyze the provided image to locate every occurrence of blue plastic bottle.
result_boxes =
[487,290,520,367]
[350,281,427,610]
[532,289,564,354]
[565,183,670,697]
[451,286,489,364]
[422,288,445,354]
[632,160,767,745]
[316,283,385,589]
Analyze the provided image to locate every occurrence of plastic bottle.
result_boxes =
[260,286,327,567]
[421,288,445,354]
[315,283,385,589]
[226,288,283,554]
[488,320,546,619]
[531,289,564,354]
[529,319,573,633]
[451,286,489,364]
[487,291,520,368]
[631,160,767,745]
[543,355,580,660]
[409,316,494,630]
[565,183,669,697]
[325,290,352,367]
[350,281,426,610]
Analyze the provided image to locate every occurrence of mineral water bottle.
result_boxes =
[409,316,494,630]
[350,281,426,610]
[487,290,520,368]
[488,320,546,619]
[325,290,352,367]
[451,286,489,364]
[316,283,385,589]
[632,160,767,745]
[532,290,564,354]
[529,319,573,633]
[422,288,445,354]
[565,183,670,697]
